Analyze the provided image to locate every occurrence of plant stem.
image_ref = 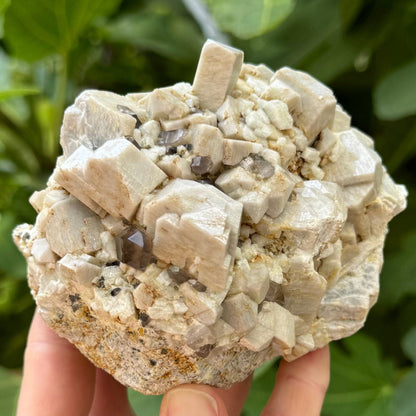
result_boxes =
[50,53,68,160]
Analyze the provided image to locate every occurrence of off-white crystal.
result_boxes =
[193,40,243,111]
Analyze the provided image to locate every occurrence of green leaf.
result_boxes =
[0,87,39,101]
[390,370,416,416]
[243,359,276,415]
[390,328,416,416]
[323,334,395,416]
[302,33,360,84]
[0,0,10,14]
[0,0,10,28]
[0,124,40,174]
[0,366,20,416]
[0,48,38,101]
[0,277,19,313]
[402,326,416,363]
[0,1,10,38]
[244,0,343,68]
[301,1,394,84]
[128,389,162,414]
[385,121,416,173]
[374,59,416,120]
[340,0,364,28]
[0,213,27,278]
[378,232,416,309]
[4,0,122,61]
[102,10,204,62]
[253,357,278,380]
[204,0,295,39]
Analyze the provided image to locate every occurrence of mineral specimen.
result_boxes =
[14,40,407,395]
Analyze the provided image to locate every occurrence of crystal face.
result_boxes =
[190,156,213,175]
[117,104,141,128]
[240,154,275,179]
[115,227,153,270]
[157,129,187,146]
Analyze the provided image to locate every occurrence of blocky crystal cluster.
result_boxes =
[13,40,407,394]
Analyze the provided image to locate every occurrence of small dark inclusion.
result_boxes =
[190,280,207,292]
[69,294,80,303]
[106,260,120,267]
[110,288,121,296]
[94,276,105,289]
[166,146,177,155]
[68,294,82,312]
[167,266,190,284]
[138,312,151,327]
[196,344,215,358]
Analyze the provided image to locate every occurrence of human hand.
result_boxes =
[17,310,329,416]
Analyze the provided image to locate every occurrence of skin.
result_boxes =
[17,311,330,416]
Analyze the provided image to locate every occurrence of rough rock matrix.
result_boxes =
[14,40,407,394]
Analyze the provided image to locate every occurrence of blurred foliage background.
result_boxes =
[0,0,415,414]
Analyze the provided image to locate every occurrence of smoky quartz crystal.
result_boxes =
[157,129,187,146]
[240,154,275,179]
[190,156,213,175]
[115,226,154,270]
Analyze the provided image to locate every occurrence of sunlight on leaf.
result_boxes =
[0,0,10,14]
[204,0,295,39]
[0,87,39,101]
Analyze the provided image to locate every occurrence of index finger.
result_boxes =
[261,346,330,416]
[17,310,96,416]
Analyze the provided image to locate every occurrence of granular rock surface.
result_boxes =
[14,40,407,394]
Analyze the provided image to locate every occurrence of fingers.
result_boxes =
[159,384,229,416]
[214,374,252,416]
[17,310,96,416]
[159,345,329,416]
[89,369,135,416]
[159,374,251,416]
[261,346,330,416]
[17,310,330,416]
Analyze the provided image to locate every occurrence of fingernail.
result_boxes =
[165,388,218,416]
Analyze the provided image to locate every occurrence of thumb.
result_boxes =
[160,385,228,416]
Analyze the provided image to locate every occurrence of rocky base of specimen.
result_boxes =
[14,40,407,394]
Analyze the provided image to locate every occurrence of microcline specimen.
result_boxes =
[14,40,407,394]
